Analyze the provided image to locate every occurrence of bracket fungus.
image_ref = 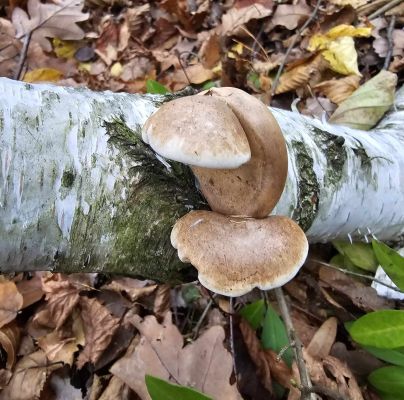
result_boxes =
[142,87,308,296]
[171,211,308,297]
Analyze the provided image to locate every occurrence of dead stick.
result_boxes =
[271,0,322,97]
[14,32,31,80]
[274,287,314,400]
[384,15,396,70]
[368,0,402,19]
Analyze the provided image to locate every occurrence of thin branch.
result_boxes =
[229,297,238,384]
[274,287,314,400]
[192,298,213,339]
[271,0,322,97]
[296,383,348,400]
[368,0,402,20]
[383,15,396,70]
[14,32,31,80]
[312,258,404,294]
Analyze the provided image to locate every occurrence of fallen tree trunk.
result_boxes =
[0,78,403,280]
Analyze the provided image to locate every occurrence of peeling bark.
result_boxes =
[0,78,403,279]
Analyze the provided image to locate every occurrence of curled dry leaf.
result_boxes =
[275,54,326,94]
[15,272,44,309]
[153,284,171,320]
[0,280,23,329]
[0,350,61,400]
[37,310,84,366]
[102,278,157,302]
[111,313,241,400]
[319,266,394,311]
[239,319,296,393]
[314,75,361,104]
[271,0,311,30]
[77,297,120,369]
[0,322,20,370]
[221,2,273,36]
[33,273,82,330]
[12,0,89,52]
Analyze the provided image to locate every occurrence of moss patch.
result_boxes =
[291,140,319,231]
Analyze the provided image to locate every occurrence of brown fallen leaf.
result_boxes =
[153,284,171,320]
[77,297,120,369]
[306,317,338,360]
[239,318,297,393]
[33,274,82,330]
[37,310,84,366]
[221,2,273,36]
[102,278,157,302]
[0,280,23,328]
[0,322,20,370]
[15,272,44,309]
[99,376,134,400]
[319,266,394,311]
[12,0,89,51]
[48,370,84,400]
[271,0,311,30]
[302,96,337,118]
[111,313,241,400]
[0,350,61,400]
[0,18,21,78]
[275,54,326,95]
[314,75,361,104]
[171,63,215,89]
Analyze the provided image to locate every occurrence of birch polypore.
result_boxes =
[0,77,403,278]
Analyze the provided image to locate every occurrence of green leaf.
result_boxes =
[261,305,293,367]
[239,300,266,330]
[145,375,213,400]
[332,241,378,271]
[372,240,404,291]
[368,366,404,398]
[146,79,170,94]
[348,310,404,348]
[364,346,404,367]
[202,81,216,90]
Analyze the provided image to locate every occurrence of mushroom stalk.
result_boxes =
[1,77,404,278]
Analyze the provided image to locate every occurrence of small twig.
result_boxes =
[384,15,396,70]
[14,32,31,80]
[312,258,404,294]
[368,0,402,20]
[229,297,238,383]
[274,287,314,400]
[295,383,348,400]
[175,51,192,86]
[277,341,295,362]
[271,0,322,97]
[240,26,270,62]
[192,298,214,339]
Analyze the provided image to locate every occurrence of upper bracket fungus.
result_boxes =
[142,87,308,296]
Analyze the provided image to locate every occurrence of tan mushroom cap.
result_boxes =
[142,95,251,169]
[171,210,308,297]
[192,87,288,218]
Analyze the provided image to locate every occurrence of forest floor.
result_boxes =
[0,0,404,399]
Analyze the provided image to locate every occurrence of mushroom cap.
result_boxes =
[171,210,308,297]
[142,95,251,169]
[192,87,288,217]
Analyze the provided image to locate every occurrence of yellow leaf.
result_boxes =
[329,70,397,130]
[326,24,372,40]
[52,38,77,59]
[322,36,360,75]
[314,75,361,104]
[227,42,243,59]
[110,62,123,78]
[308,25,371,76]
[79,63,91,72]
[23,68,63,83]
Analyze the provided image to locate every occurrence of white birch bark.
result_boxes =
[0,77,403,275]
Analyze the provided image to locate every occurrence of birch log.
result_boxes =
[0,78,403,280]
